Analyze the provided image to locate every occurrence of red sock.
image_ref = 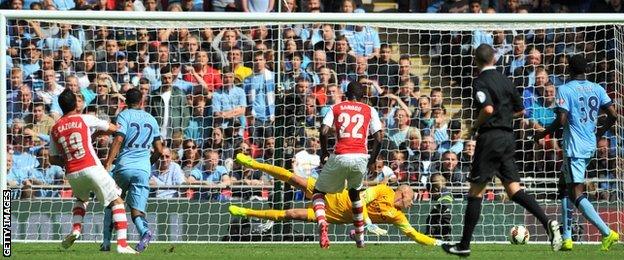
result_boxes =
[71,201,86,233]
[111,204,128,247]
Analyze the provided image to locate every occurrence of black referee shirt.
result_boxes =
[473,66,524,133]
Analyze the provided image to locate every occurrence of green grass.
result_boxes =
[10,243,624,259]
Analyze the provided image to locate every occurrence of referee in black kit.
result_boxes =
[442,44,562,257]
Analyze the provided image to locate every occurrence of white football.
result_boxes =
[509,225,530,245]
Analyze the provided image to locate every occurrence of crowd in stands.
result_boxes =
[3,0,621,201]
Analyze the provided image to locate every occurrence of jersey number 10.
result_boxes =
[337,112,365,139]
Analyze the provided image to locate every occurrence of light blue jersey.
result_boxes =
[114,108,161,174]
[556,79,612,158]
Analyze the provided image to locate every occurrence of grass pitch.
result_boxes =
[10,243,624,259]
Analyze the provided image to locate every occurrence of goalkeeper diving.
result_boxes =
[228,153,443,246]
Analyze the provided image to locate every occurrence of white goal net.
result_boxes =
[2,12,623,244]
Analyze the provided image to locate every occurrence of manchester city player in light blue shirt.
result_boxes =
[102,88,164,252]
[535,55,618,251]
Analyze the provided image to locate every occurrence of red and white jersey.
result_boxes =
[49,114,110,174]
[322,101,383,155]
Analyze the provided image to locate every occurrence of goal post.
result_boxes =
[1,11,623,243]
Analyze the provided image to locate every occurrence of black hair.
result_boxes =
[125,88,143,107]
[346,81,364,100]
[474,43,496,66]
[58,89,77,114]
[569,54,588,76]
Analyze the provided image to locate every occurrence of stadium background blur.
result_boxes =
[3,0,623,243]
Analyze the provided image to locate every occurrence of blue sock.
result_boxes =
[132,216,149,236]
[575,196,610,237]
[561,196,573,240]
[102,207,113,246]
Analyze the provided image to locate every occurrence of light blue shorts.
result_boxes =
[113,169,150,213]
[562,157,591,184]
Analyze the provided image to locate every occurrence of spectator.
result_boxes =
[331,35,356,84]
[550,53,568,86]
[150,148,187,198]
[183,50,222,93]
[389,149,409,182]
[512,46,542,88]
[320,84,343,116]
[142,42,172,90]
[523,66,550,117]
[35,69,65,105]
[304,95,319,128]
[530,84,557,129]
[212,29,255,69]
[244,51,276,143]
[27,147,64,197]
[204,127,234,162]
[492,30,512,64]
[185,95,210,144]
[9,85,34,124]
[189,149,232,186]
[88,74,122,117]
[6,151,33,199]
[397,80,419,107]
[179,139,201,176]
[292,136,320,179]
[227,47,253,82]
[148,65,191,140]
[587,138,617,201]
[282,52,310,90]
[111,52,132,86]
[430,87,444,107]
[241,0,274,12]
[397,55,420,87]
[39,23,82,59]
[434,151,466,185]
[305,49,328,85]
[411,95,433,129]
[278,76,309,138]
[340,12,380,59]
[364,155,397,186]
[405,128,422,157]
[459,139,475,172]
[410,135,439,184]
[213,66,247,136]
[386,108,413,149]
[23,102,54,142]
[369,44,399,89]
[438,120,464,155]
[430,105,449,144]
[10,125,39,171]
[504,35,527,76]
[76,52,98,88]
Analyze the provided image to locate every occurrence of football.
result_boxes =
[509,225,530,245]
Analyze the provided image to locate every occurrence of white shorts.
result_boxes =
[67,166,121,207]
[315,154,369,193]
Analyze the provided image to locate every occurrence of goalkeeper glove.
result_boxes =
[365,224,388,236]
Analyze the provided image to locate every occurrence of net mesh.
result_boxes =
[5,17,624,243]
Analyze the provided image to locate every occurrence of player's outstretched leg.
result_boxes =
[100,206,113,251]
[229,205,288,221]
[109,199,137,254]
[235,153,300,185]
[62,200,87,249]
[133,209,152,253]
[348,188,365,248]
[505,182,562,251]
[312,191,330,249]
[570,184,618,251]
[560,180,574,251]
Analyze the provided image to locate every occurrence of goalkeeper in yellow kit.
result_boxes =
[229,153,442,246]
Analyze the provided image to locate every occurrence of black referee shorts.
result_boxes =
[468,129,521,184]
